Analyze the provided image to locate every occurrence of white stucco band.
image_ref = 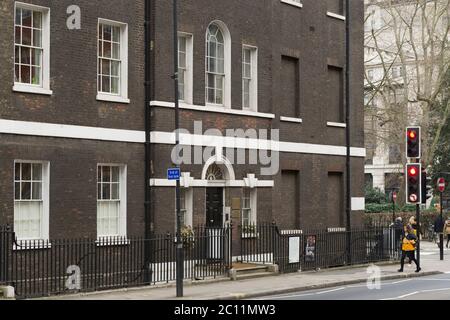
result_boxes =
[150,177,274,188]
[150,131,366,157]
[0,119,366,158]
[365,164,404,192]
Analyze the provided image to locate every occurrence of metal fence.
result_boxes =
[0,226,230,299]
[239,223,400,273]
[0,225,12,285]
[1,222,402,299]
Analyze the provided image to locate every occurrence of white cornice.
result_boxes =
[0,119,145,143]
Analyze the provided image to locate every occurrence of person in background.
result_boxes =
[398,225,421,273]
[409,216,423,239]
[444,216,450,248]
[393,217,403,251]
[434,214,445,247]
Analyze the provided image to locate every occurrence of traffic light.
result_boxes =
[406,163,421,204]
[421,169,432,204]
[406,127,421,158]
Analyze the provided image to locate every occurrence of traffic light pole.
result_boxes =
[440,192,444,261]
[392,192,396,224]
[416,203,420,268]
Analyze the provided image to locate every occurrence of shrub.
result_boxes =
[365,186,388,204]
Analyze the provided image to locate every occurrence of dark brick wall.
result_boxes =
[327,65,344,123]
[0,0,145,131]
[151,0,365,147]
[280,171,300,228]
[150,142,364,233]
[0,0,366,238]
[0,134,145,238]
[280,56,299,119]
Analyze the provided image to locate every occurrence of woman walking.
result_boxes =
[398,225,421,273]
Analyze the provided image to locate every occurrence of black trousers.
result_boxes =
[400,251,418,270]
[447,235,450,246]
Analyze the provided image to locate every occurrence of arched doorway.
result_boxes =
[202,156,235,227]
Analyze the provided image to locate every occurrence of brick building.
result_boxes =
[0,0,365,241]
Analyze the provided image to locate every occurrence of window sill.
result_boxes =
[281,0,303,8]
[326,12,346,21]
[13,84,53,96]
[327,228,346,233]
[96,238,130,246]
[280,116,303,124]
[97,94,130,104]
[327,122,347,128]
[150,101,275,119]
[13,241,52,251]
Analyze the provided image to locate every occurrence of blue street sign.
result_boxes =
[167,168,181,181]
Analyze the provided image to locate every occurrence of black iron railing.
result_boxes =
[239,223,400,273]
[1,222,401,299]
[0,226,231,299]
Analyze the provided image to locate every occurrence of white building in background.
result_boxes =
[363,0,449,195]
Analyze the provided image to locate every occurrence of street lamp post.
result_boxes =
[172,0,184,298]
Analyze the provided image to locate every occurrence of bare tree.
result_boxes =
[364,0,450,167]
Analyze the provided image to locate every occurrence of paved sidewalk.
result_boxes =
[41,241,450,300]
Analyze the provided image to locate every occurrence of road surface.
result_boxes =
[258,243,450,300]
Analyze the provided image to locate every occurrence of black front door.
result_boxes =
[206,188,223,228]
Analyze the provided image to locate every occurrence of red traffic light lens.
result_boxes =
[409,167,417,176]
[408,130,416,139]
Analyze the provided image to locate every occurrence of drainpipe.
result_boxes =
[144,0,153,284]
[345,0,352,264]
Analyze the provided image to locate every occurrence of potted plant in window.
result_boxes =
[242,224,257,238]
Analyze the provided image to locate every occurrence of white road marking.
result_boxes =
[417,279,450,281]
[420,287,450,293]
[315,287,346,295]
[391,279,412,285]
[381,292,419,300]
[261,286,346,300]
[380,288,450,300]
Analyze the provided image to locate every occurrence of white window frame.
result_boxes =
[280,0,303,9]
[13,160,50,242]
[241,188,257,226]
[178,32,193,105]
[175,188,193,230]
[242,45,258,112]
[13,2,52,96]
[205,21,231,109]
[96,164,127,240]
[97,19,130,104]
